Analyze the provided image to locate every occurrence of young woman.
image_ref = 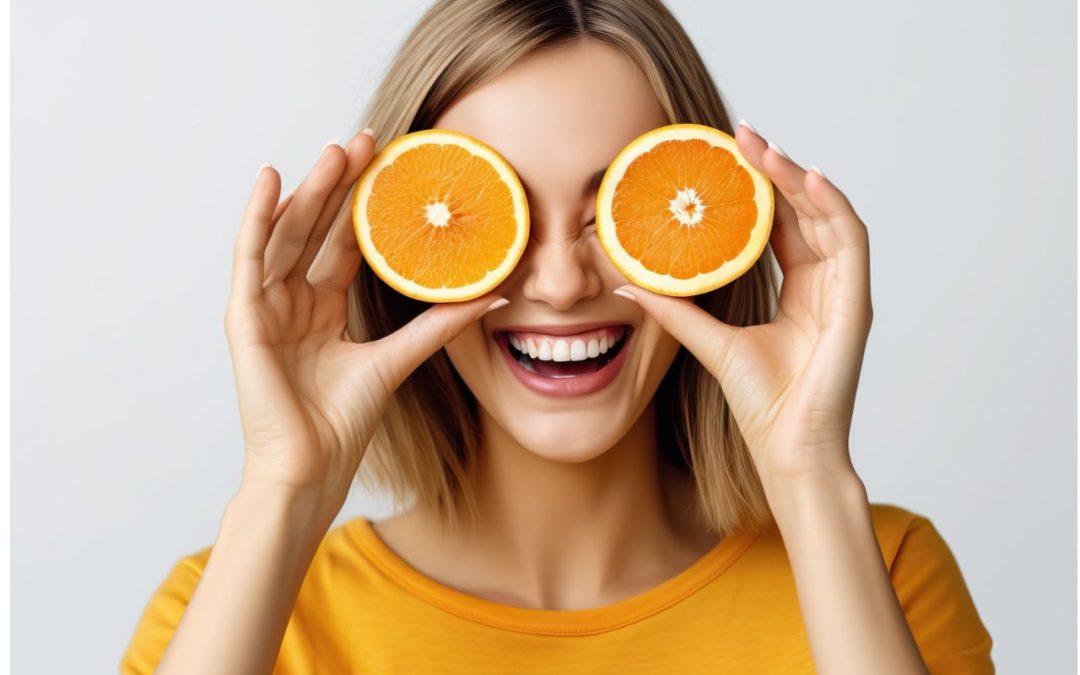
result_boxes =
[122,1,993,673]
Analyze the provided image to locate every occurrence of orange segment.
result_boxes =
[352,129,529,302]
[596,124,774,296]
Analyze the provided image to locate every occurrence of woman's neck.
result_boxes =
[424,399,718,610]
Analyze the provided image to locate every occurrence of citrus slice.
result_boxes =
[596,123,774,297]
[352,129,529,303]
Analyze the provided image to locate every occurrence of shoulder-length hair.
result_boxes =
[343,0,779,538]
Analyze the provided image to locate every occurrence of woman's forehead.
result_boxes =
[432,42,668,200]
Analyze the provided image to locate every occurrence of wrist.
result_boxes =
[761,463,868,533]
[228,479,343,546]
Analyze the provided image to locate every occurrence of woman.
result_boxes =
[121,1,993,673]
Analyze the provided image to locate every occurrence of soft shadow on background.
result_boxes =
[12,0,1076,671]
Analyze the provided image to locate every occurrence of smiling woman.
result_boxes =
[367,22,772,540]
[120,1,994,674]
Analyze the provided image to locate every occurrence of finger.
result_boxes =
[272,189,294,223]
[374,294,509,392]
[735,123,825,262]
[612,284,739,379]
[769,185,821,269]
[804,169,868,251]
[306,195,362,292]
[806,174,874,325]
[291,131,376,284]
[231,164,282,302]
[735,122,829,261]
[262,142,348,286]
[735,122,825,220]
[307,131,377,293]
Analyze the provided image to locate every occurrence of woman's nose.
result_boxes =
[519,236,603,312]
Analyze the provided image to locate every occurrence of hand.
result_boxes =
[615,122,873,485]
[224,130,507,514]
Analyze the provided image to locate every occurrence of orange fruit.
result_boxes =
[596,123,774,297]
[352,129,529,303]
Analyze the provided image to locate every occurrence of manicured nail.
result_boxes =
[360,127,375,139]
[322,138,340,154]
[767,140,790,160]
[256,161,272,178]
[809,165,827,178]
[613,286,637,302]
[485,297,510,312]
[737,118,758,134]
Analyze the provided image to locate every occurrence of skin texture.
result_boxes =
[372,39,721,611]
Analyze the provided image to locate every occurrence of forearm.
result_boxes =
[763,462,928,675]
[156,483,337,675]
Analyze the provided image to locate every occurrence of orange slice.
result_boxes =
[596,123,774,297]
[352,129,529,303]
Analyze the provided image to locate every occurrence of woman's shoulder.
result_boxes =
[865,501,933,567]
[120,517,379,674]
[747,500,993,672]
[150,515,373,580]
[754,501,953,568]
[865,501,995,671]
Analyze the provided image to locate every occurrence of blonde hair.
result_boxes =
[344,0,780,538]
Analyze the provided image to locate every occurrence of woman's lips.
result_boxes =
[493,326,633,397]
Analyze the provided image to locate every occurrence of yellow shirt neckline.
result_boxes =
[345,516,762,636]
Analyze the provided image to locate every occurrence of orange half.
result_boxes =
[352,129,529,303]
[596,123,774,297]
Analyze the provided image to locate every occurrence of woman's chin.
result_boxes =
[500,416,632,464]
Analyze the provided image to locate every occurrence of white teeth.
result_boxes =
[570,339,588,361]
[551,340,570,362]
[506,328,627,362]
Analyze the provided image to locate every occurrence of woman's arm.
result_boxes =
[763,462,929,675]
[141,127,509,674]
[154,482,337,675]
[612,120,943,672]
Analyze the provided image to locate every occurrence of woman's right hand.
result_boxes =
[224,129,507,520]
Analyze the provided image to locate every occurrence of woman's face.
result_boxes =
[437,39,682,462]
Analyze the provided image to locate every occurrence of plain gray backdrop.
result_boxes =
[13,0,1077,672]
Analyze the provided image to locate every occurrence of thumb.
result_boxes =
[377,293,509,391]
[613,284,738,374]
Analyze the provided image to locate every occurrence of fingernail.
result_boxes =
[810,165,827,178]
[767,140,791,160]
[485,297,509,312]
[256,161,272,178]
[321,138,340,154]
[360,127,375,139]
[737,118,758,134]
[613,286,637,302]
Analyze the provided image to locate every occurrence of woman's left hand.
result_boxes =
[615,121,873,486]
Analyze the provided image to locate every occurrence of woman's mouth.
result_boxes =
[492,325,634,396]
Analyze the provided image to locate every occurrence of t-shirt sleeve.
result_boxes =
[119,550,209,675]
[889,515,994,674]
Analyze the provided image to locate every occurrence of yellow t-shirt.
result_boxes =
[120,502,994,674]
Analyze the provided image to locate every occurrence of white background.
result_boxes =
[12,0,1076,672]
